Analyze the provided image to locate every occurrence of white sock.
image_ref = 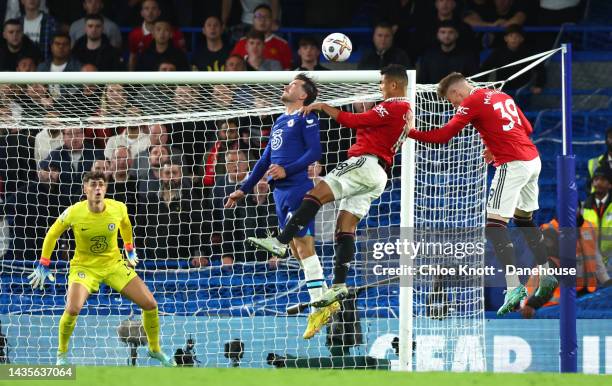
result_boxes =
[505,273,521,291]
[301,254,325,301]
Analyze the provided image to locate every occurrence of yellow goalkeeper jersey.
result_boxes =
[41,199,133,268]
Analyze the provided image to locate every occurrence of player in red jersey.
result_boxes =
[407,72,558,316]
[249,64,412,308]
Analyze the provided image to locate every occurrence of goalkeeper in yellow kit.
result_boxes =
[28,171,176,367]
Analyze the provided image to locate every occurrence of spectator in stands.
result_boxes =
[0,83,22,121]
[417,21,479,84]
[72,14,124,71]
[587,127,612,193]
[537,0,583,26]
[169,86,211,177]
[202,119,240,188]
[128,0,186,71]
[136,18,189,71]
[463,0,527,48]
[243,30,282,71]
[8,163,70,260]
[376,0,429,53]
[104,126,150,162]
[480,24,545,93]
[520,203,611,318]
[36,32,82,100]
[224,53,246,71]
[358,21,413,70]
[132,122,169,175]
[230,3,291,70]
[85,83,127,148]
[69,0,122,49]
[0,107,36,195]
[222,0,280,33]
[137,161,208,261]
[411,0,478,58]
[0,19,41,71]
[583,168,612,266]
[90,158,110,179]
[464,0,527,27]
[107,145,138,217]
[158,60,176,71]
[137,143,170,198]
[294,36,328,71]
[19,0,56,60]
[192,15,230,71]
[16,55,37,71]
[34,111,63,163]
[22,83,53,118]
[39,127,103,202]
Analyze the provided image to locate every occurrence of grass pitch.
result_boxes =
[0,366,603,386]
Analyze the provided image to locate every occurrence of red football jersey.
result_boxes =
[231,33,292,69]
[337,98,411,168]
[128,26,186,55]
[408,88,538,166]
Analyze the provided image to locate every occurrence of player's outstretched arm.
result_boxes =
[119,210,139,267]
[28,215,68,290]
[302,103,340,120]
[408,115,467,144]
[227,144,272,208]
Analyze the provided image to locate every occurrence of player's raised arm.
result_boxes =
[407,113,470,144]
[225,143,272,208]
[28,208,72,289]
[118,205,138,267]
[304,102,389,130]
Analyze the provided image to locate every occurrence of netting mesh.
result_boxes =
[0,73,488,369]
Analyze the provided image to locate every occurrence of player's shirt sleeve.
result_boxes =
[336,108,388,130]
[41,206,72,259]
[240,142,272,194]
[408,97,479,144]
[517,107,533,136]
[283,115,321,176]
[118,202,133,246]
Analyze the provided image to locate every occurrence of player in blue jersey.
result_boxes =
[225,74,336,339]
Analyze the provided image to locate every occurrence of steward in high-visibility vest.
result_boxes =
[520,218,611,318]
[586,126,612,193]
[583,168,612,265]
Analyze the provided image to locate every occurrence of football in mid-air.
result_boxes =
[322,33,352,62]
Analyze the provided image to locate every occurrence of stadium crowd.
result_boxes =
[0,0,609,312]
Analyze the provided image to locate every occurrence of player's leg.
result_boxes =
[513,157,558,298]
[109,264,176,367]
[57,282,90,365]
[485,162,530,315]
[292,235,339,339]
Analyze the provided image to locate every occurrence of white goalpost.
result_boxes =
[0,70,489,369]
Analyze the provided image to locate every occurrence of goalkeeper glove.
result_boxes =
[124,243,139,267]
[28,258,55,290]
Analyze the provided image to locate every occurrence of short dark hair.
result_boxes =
[254,3,272,14]
[504,24,524,37]
[374,21,394,32]
[204,14,222,25]
[438,20,459,33]
[3,18,21,30]
[84,13,104,24]
[593,167,612,184]
[52,32,71,43]
[380,64,408,87]
[295,73,318,106]
[245,29,265,42]
[437,72,466,98]
[298,36,319,49]
[83,170,108,184]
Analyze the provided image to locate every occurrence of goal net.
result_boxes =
[0,71,488,369]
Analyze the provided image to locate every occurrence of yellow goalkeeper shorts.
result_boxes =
[68,260,137,294]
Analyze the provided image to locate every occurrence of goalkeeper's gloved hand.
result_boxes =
[27,258,55,290]
[124,243,139,267]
